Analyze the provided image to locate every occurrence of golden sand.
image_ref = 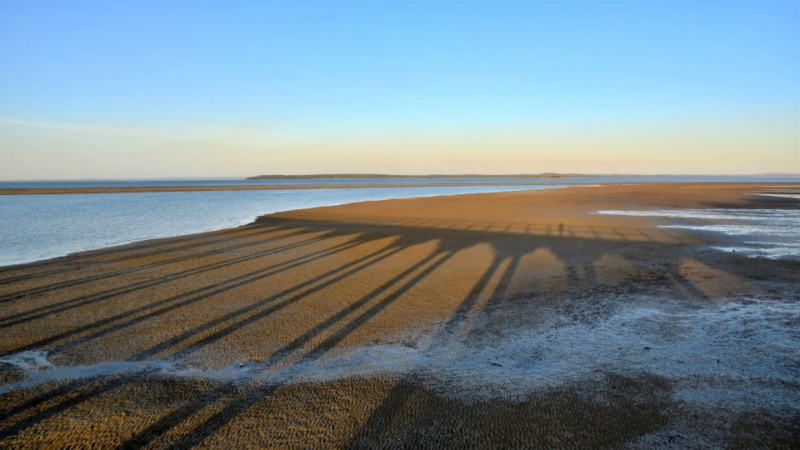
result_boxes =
[1,183,798,448]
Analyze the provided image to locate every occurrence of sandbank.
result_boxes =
[1,183,798,448]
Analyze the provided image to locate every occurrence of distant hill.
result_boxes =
[751,173,800,178]
[246,173,589,180]
[246,173,800,180]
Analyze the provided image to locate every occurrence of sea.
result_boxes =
[2,175,799,190]
[0,183,561,267]
[1,177,798,267]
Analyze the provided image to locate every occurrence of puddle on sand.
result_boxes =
[595,208,800,260]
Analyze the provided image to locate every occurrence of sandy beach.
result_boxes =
[1,183,799,448]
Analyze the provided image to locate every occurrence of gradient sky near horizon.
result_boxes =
[1,0,798,180]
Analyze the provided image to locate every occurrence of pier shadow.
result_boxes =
[0,225,317,302]
[0,224,282,286]
[0,212,774,447]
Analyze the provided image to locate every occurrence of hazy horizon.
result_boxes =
[1,1,798,181]
[3,171,800,184]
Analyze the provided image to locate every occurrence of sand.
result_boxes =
[1,183,799,448]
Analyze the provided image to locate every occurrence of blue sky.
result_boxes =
[0,1,798,178]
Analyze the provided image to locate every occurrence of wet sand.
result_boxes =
[1,183,799,448]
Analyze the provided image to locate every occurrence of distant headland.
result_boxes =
[246,173,799,180]
[246,173,576,180]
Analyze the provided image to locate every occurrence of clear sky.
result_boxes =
[1,0,798,180]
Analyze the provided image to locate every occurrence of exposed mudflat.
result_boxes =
[1,183,799,448]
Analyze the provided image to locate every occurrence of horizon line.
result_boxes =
[3,173,800,183]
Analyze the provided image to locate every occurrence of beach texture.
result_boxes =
[1,183,799,448]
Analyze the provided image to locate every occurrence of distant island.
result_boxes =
[246,173,579,180]
[246,173,800,180]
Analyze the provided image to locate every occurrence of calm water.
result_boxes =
[0,185,560,267]
[2,175,798,189]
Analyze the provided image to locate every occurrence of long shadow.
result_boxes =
[584,261,598,287]
[2,236,426,442]
[0,222,285,276]
[0,371,152,440]
[461,254,520,343]
[128,246,460,449]
[146,241,411,363]
[2,234,477,445]
[345,254,510,448]
[432,256,506,344]
[119,381,301,450]
[637,229,655,242]
[116,386,230,450]
[300,249,457,362]
[0,225,280,286]
[2,215,732,447]
[259,249,456,370]
[0,228,339,328]
[612,227,629,242]
[0,227,230,276]
[0,226,313,303]
[0,379,88,423]
[3,234,379,357]
[159,384,281,449]
[665,268,711,302]
[0,236,391,437]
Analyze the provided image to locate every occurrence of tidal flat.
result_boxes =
[1,183,799,448]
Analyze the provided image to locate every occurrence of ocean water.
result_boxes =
[0,185,559,267]
[1,175,798,189]
[596,205,800,260]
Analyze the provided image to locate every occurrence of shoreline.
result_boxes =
[0,181,585,196]
[3,179,798,196]
[1,183,799,448]
[0,185,564,269]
